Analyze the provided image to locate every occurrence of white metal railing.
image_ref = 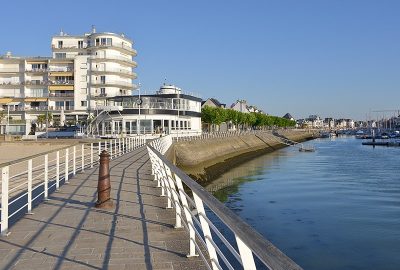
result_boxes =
[147,138,302,270]
[149,135,173,155]
[0,136,146,235]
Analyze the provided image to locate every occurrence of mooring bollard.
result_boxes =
[96,150,113,209]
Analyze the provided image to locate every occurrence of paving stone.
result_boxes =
[0,147,207,269]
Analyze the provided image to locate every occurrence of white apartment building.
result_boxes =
[0,27,137,135]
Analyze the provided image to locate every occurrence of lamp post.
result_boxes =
[6,104,10,135]
[137,83,141,135]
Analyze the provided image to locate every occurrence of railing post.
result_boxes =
[90,143,94,168]
[164,165,182,228]
[110,140,113,159]
[119,138,122,155]
[193,192,219,269]
[114,139,117,157]
[65,148,69,183]
[27,159,33,214]
[44,154,49,200]
[98,141,102,157]
[173,173,197,257]
[73,146,76,175]
[1,166,10,235]
[56,151,60,189]
[235,235,257,270]
[81,144,85,171]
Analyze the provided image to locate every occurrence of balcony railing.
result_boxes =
[89,43,137,55]
[48,80,74,85]
[49,92,75,97]
[91,68,135,76]
[92,80,133,88]
[90,55,137,66]
[25,69,48,73]
[0,69,20,73]
[0,81,23,86]
[0,80,74,86]
[24,67,73,72]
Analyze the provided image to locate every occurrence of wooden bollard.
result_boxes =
[96,150,113,209]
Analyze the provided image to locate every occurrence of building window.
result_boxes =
[81,101,87,107]
[78,40,84,48]
[100,76,106,84]
[55,53,66,59]
[58,41,63,48]
[100,88,106,96]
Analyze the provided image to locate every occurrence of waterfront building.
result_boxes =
[230,99,250,113]
[201,98,226,108]
[324,117,335,129]
[0,26,137,135]
[90,84,202,136]
[283,113,295,121]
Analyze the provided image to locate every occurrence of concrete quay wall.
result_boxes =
[168,130,314,182]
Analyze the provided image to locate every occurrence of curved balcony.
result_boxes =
[91,68,137,79]
[88,43,137,56]
[90,55,137,67]
[91,80,134,89]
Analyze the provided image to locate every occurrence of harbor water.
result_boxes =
[207,136,400,270]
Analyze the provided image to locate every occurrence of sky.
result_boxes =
[1,0,399,120]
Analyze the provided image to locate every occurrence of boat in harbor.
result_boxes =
[299,145,316,152]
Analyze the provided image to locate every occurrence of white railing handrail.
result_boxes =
[149,135,173,155]
[0,135,147,235]
[146,138,302,270]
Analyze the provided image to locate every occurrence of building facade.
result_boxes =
[0,27,137,134]
[91,84,202,136]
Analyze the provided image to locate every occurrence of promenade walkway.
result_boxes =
[0,146,206,270]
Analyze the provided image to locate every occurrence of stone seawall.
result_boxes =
[167,130,314,182]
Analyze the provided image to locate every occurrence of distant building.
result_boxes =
[307,115,323,128]
[230,99,249,113]
[324,118,335,129]
[201,98,226,108]
[283,113,294,121]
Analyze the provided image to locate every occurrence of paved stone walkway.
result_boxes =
[0,146,206,270]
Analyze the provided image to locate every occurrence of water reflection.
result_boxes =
[207,137,400,270]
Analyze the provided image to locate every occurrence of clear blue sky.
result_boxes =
[1,0,399,120]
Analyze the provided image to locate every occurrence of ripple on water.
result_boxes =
[212,137,400,270]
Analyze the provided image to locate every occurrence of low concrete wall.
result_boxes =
[169,130,314,182]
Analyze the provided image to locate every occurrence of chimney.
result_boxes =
[92,25,96,34]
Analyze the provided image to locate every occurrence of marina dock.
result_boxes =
[362,140,400,147]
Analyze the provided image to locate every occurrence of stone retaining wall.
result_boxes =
[168,130,314,182]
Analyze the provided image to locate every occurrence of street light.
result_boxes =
[6,104,10,135]
[137,83,141,135]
